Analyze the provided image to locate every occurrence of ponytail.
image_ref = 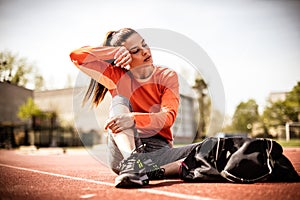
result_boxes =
[82,28,137,107]
[82,79,108,107]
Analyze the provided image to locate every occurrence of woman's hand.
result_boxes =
[114,46,132,69]
[104,113,135,133]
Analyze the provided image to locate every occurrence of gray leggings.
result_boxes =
[107,95,198,174]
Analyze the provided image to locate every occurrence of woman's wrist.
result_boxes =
[129,113,136,128]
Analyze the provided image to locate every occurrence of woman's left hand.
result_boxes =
[104,113,135,133]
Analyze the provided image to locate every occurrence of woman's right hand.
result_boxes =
[114,46,132,69]
[104,113,135,134]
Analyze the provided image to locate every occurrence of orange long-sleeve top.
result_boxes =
[70,46,179,143]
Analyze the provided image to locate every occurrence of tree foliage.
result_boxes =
[262,81,300,128]
[231,99,260,133]
[17,97,41,120]
[0,50,44,89]
[262,100,288,128]
[284,81,300,122]
[193,77,210,138]
[227,82,300,137]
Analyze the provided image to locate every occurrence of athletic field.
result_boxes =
[0,146,299,200]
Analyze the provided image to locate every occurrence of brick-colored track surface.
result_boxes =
[0,147,299,200]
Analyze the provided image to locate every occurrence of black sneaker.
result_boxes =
[143,158,165,180]
[129,145,165,180]
[115,153,149,188]
[115,145,165,188]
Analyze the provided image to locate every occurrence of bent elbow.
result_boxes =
[69,49,87,65]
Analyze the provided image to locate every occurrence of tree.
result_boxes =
[34,74,45,91]
[17,97,42,146]
[262,81,300,129]
[17,97,41,121]
[193,77,209,139]
[231,99,260,133]
[0,50,44,89]
[284,81,300,122]
[262,100,288,128]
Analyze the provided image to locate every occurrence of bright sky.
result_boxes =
[1,0,299,117]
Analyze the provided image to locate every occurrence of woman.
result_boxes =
[70,28,198,188]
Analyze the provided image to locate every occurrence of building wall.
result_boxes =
[34,85,197,144]
[0,82,33,124]
[34,87,111,133]
[34,87,76,127]
[172,95,197,144]
[0,82,197,146]
[268,92,288,103]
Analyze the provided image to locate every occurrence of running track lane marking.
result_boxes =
[0,163,215,200]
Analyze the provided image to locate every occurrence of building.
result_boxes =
[0,82,33,124]
[34,87,106,146]
[268,91,288,103]
[34,77,198,145]
[0,82,33,147]
[0,76,199,147]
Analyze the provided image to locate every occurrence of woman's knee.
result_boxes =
[111,95,132,111]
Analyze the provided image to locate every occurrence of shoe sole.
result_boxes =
[115,173,149,188]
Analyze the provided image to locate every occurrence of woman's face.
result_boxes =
[123,33,153,69]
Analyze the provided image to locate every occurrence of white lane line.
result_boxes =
[0,163,114,186]
[138,188,215,200]
[0,163,215,200]
[80,194,97,199]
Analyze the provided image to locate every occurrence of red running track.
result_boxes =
[0,147,299,200]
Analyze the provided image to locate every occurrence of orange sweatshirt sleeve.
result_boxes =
[133,70,179,131]
[70,46,121,89]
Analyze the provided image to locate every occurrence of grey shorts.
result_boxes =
[107,95,198,174]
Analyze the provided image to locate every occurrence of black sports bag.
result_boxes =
[179,137,299,183]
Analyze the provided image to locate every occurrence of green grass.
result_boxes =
[275,139,300,147]
[178,138,300,148]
